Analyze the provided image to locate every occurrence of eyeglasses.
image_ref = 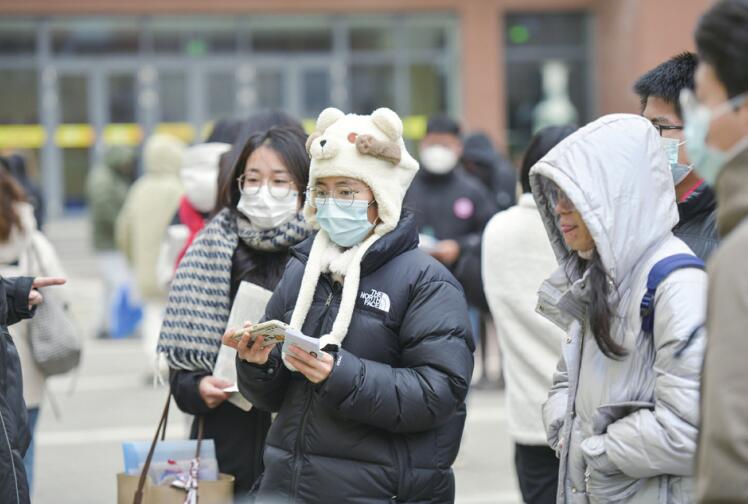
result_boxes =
[237,173,296,199]
[306,186,375,209]
[652,123,684,137]
[548,183,576,212]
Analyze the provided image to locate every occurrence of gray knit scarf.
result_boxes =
[157,208,313,372]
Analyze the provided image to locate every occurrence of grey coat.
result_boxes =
[530,115,708,503]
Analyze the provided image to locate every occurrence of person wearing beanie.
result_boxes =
[405,115,498,311]
[227,107,475,503]
[462,132,517,212]
[405,115,498,390]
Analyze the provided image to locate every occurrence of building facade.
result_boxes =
[0,0,711,215]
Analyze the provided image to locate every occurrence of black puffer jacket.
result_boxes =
[0,276,34,504]
[404,170,497,310]
[237,213,475,503]
[462,132,517,211]
[673,182,719,261]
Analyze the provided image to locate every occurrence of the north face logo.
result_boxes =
[360,289,391,313]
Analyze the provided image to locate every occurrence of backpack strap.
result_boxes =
[640,254,705,334]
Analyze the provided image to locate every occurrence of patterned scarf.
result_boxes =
[236,212,314,252]
[157,208,313,372]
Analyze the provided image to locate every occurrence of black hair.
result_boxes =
[205,118,243,144]
[222,126,310,212]
[633,52,698,119]
[521,125,577,194]
[216,110,305,212]
[696,0,748,99]
[567,251,627,359]
[426,114,461,137]
[0,160,27,242]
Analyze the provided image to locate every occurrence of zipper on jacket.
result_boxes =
[0,407,21,504]
[290,382,314,503]
[290,280,341,502]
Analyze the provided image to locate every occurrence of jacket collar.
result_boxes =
[417,167,458,184]
[677,182,716,223]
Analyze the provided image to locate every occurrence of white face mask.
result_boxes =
[659,136,693,185]
[420,145,458,175]
[237,186,299,230]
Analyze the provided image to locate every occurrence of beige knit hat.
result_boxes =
[288,107,419,351]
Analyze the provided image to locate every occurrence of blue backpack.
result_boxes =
[640,253,705,335]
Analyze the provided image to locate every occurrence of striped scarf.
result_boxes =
[157,208,313,372]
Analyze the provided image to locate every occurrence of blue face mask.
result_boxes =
[659,136,693,185]
[315,198,374,248]
[681,88,748,186]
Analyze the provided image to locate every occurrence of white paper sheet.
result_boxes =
[213,281,273,412]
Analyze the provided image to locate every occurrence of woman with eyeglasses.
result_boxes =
[531,115,707,503]
[157,126,314,496]
[224,108,474,503]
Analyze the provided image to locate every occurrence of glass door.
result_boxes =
[56,71,92,208]
[104,70,140,146]
[55,64,141,209]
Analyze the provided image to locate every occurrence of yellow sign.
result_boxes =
[0,125,46,149]
[403,115,427,140]
[104,124,143,146]
[55,124,95,148]
[0,116,428,150]
[302,116,426,139]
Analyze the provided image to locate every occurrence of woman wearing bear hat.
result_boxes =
[225,107,475,502]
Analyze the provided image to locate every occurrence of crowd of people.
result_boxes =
[1,0,748,502]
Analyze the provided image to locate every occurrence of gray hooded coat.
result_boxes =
[530,114,708,503]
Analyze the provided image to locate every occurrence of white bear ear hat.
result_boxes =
[287,107,419,355]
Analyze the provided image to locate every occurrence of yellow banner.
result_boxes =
[0,125,45,149]
[104,124,143,146]
[403,115,427,140]
[0,116,428,150]
[55,124,95,149]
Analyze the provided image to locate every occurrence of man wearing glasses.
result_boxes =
[633,52,719,261]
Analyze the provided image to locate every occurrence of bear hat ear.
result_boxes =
[316,107,345,133]
[371,107,403,141]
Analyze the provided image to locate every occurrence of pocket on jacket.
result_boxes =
[591,400,655,435]
[391,436,409,501]
[665,475,693,504]
[586,466,644,503]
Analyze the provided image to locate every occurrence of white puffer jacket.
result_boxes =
[530,114,708,503]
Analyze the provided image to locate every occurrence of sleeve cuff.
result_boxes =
[236,352,282,382]
[318,349,362,406]
[581,434,619,475]
[11,277,35,319]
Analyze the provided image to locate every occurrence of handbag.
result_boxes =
[117,394,234,504]
[27,240,81,376]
